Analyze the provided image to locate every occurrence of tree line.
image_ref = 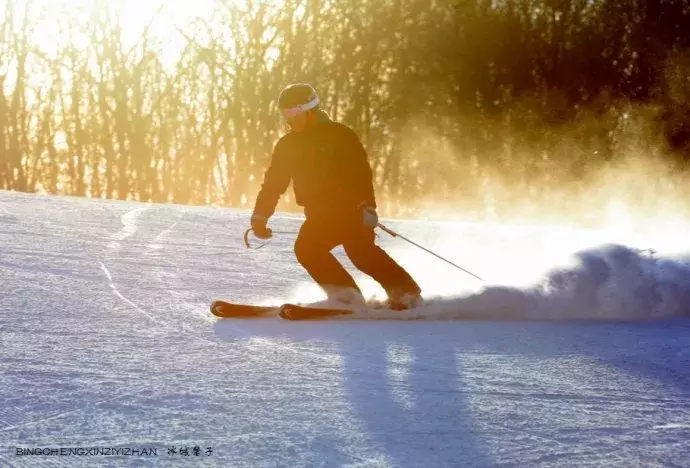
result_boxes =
[1,0,689,220]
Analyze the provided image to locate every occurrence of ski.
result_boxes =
[211,301,356,320]
[210,300,278,318]
[279,303,353,321]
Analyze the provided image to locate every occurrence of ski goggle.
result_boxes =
[280,95,320,119]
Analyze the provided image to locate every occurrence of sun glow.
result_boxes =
[6,0,217,68]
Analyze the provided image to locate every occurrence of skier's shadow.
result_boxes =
[339,323,490,467]
[337,318,690,468]
[214,315,690,466]
[212,319,490,465]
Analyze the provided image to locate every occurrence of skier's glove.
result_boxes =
[250,214,273,239]
[360,205,379,228]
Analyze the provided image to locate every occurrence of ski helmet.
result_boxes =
[278,83,320,118]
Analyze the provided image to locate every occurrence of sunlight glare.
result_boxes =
[15,0,218,68]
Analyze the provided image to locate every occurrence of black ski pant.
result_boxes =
[294,218,421,301]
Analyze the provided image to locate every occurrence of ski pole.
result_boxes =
[376,222,485,282]
[243,228,299,249]
[244,228,265,249]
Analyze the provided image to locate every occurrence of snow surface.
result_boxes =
[1,190,689,467]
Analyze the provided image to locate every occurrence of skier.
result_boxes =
[250,83,422,310]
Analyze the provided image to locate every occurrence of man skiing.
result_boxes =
[250,83,422,310]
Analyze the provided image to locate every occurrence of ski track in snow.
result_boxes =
[1,190,689,467]
[98,261,156,324]
[100,207,164,331]
[107,207,146,245]
[99,206,214,334]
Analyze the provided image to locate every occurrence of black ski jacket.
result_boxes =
[253,111,376,222]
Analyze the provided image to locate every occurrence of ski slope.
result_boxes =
[1,190,689,467]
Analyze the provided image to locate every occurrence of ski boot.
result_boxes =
[387,291,424,311]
